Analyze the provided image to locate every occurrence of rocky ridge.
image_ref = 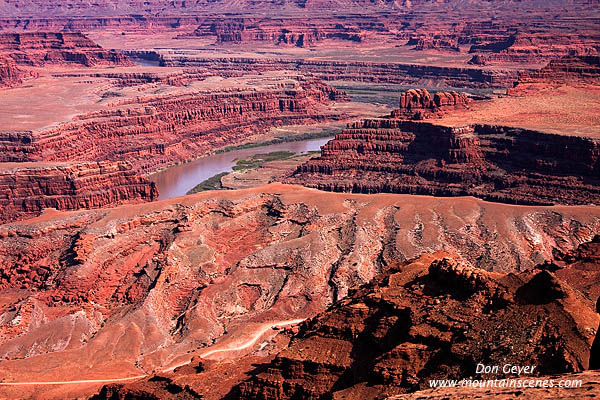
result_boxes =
[89,244,600,399]
[233,253,598,399]
[0,57,25,87]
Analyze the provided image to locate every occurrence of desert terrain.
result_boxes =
[0,0,599,399]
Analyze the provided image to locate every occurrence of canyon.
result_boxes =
[0,75,348,173]
[159,56,521,89]
[0,0,598,399]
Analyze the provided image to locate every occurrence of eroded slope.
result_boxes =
[0,184,598,398]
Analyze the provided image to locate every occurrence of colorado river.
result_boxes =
[149,136,333,199]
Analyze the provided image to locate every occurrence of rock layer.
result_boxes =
[0,32,130,67]
[162,57,519,89]
[0,57,25,87]
[511,54,600,93]
[182,17,364,47]
[468,33,600,64]
[391,88,470,119]
[287,117,600,205]
[0,161,157,223]
[0,77,348,173]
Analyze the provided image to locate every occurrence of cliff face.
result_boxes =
[0,185,598,398]
[287,118,600,206]
[182,17,364,47]
[468,32,600,64]
[54,69,213,87]
[0,78,348,173]
[408,36,460,52]
[161,57,519,89]
[511,55,600,92]
[391,88,470,119]
[0,161,157,223]
[0,32,131,67]
[233,253,598,399]
[0,57,24,87]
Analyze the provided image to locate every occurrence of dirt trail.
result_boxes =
[0,318,305,386]
[162,318,306,372]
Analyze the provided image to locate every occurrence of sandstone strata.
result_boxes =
[0,2,596,70]
[0,161,157,223]
[468,33,600,64]
[0,32,130,67]
[53,69,213,87]
[391,88,470,119]
[0,57,25,87]
[0,77,348,173]
[287,117,600,206]
[408,36,460,52]
[182,17,364,47]
[162,57,519,89]
[511,54,600,92]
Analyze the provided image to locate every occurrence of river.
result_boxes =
[148,136,333,199]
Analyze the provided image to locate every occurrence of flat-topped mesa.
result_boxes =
[287,118,600,206]
[321,120,483,164]
[0,32,131,67]
[391,88,470,119]
[0,161,157,223]
[0,78,348,173]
